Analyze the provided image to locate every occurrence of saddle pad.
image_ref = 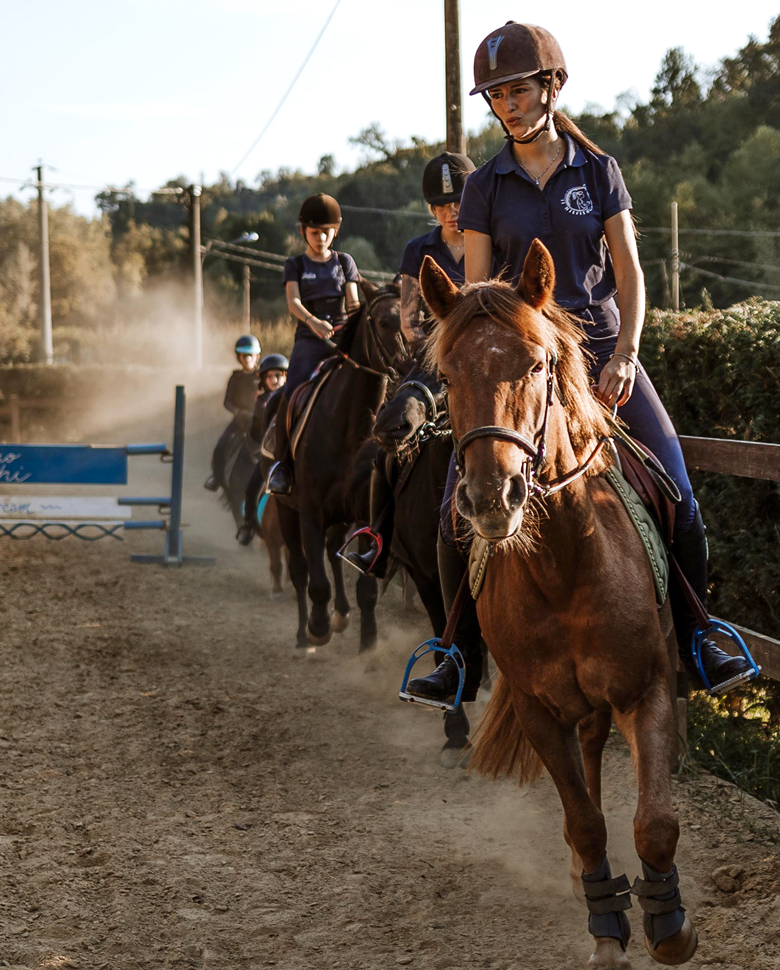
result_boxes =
[605,464,669,605]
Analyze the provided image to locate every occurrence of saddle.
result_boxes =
[261,357,340,461]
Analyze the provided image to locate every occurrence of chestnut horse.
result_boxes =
[420,244,697,969]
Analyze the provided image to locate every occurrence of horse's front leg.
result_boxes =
[567,710,613,895]
[276,503,309,649]
[514,692,631,970]
[301,509,332,646]
[613,678,698,966]
[326,524,351,633]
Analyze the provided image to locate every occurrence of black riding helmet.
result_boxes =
[299,194,342,229]
[259,353,289,375]
[422,153,476,206]
[471,22,567,145]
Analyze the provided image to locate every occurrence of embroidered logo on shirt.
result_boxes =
[486,36,504,71]
[561,185,594,215]
[301,272,317,280]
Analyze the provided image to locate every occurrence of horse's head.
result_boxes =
[373,353,447,452]
[421,241,610,542]
[352,278,406,377]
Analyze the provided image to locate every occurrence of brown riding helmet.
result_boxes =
[470,22,567,96]
[299,193,342,229]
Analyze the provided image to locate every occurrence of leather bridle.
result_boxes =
[453,351,608,502]
[324,288,406,381]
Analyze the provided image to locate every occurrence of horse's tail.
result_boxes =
[469,672,545,785]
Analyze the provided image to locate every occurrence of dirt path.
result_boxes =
[0,394,778,970]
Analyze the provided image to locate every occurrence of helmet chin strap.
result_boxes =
[482,72,557,146]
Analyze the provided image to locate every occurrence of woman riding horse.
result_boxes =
[343,152,475,579]
[406,21,752,706]
[268,194,360,495]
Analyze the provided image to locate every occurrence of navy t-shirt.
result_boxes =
[400,226,465,286]
[224,370,259,415]
[283,251,360,337]
[458,135,632,309]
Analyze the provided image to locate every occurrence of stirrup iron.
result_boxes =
[337,526,383,575]
[692,619,761,696]
[399,639,465,714]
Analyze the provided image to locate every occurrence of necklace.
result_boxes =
[515,143,563,186]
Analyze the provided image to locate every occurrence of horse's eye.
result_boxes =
[531,361,545,375]
[438,373,450,388]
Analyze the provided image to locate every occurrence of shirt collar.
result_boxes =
[495,133,587,176]
[423,225,443,248]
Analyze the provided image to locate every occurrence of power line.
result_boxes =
[341,204,430,219]
[690,255,780,274]
[230,0,343,177]
[642,226,780,238]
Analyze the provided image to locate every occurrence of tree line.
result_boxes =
[0,17,778,362]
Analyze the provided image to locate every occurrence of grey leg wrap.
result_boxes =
[631,860,686,950]
[582,854,632,950]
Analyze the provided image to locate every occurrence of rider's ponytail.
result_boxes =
[552,110,605,155]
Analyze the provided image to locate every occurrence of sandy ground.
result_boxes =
[0,391,778,970]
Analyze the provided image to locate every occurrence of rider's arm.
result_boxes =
[400,274,424,344]
[285,281,333,339]
[597,211,645,407]
[464,231,493,283]
[345,281,360,315]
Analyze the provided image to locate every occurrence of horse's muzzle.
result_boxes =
[456,471,529,539]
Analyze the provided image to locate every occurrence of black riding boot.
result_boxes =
[343,462,394,578]
[237,461,267,546]
[671,503,752,692]
[268,396,293,495]
[406,536,484,703]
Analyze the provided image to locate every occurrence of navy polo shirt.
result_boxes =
[283,251,360,337]
[399,226,465,285]
[458,135,632,309]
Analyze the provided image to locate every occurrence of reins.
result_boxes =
[322,288,404,381]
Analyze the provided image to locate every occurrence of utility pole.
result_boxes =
[35,164,54,364]
[443,0,466,154]
[190,185,203,369]
[671,201,680,311]
[243,264,251,329]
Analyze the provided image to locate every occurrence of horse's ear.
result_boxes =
[518,239,555,309]
[359,278,380,301]
[419,255,462,320]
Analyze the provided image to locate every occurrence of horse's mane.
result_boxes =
[426,279,613,461]
[335,282,401,356]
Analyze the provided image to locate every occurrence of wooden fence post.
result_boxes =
[9,395,20,443]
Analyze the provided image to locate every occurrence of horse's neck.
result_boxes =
[328,364,386,444]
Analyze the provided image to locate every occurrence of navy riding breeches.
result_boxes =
[440,299,696,547]
[285,331,336,396]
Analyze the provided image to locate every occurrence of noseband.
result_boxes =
[453,352,608,500]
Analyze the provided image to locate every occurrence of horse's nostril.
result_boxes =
[503,475,528,511]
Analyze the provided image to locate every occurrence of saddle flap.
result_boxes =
[614,437,678,546]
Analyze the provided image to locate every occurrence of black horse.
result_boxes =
[266,279,405,653]
[371,359,479,764]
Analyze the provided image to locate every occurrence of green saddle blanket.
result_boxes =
[605,463,669,604]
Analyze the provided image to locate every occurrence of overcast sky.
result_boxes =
[1,0,778,216]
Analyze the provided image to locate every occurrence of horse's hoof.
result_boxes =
[588,937,630,969]
[645,917,698,965]
[306,622,332,646]
[331,610,350,633]
[439,744,470,770]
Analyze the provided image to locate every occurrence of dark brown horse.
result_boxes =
[270,279,404,652]
[421,244,697,969]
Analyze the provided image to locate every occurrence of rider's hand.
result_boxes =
[308,317,334,340]
[596,356,637,409]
